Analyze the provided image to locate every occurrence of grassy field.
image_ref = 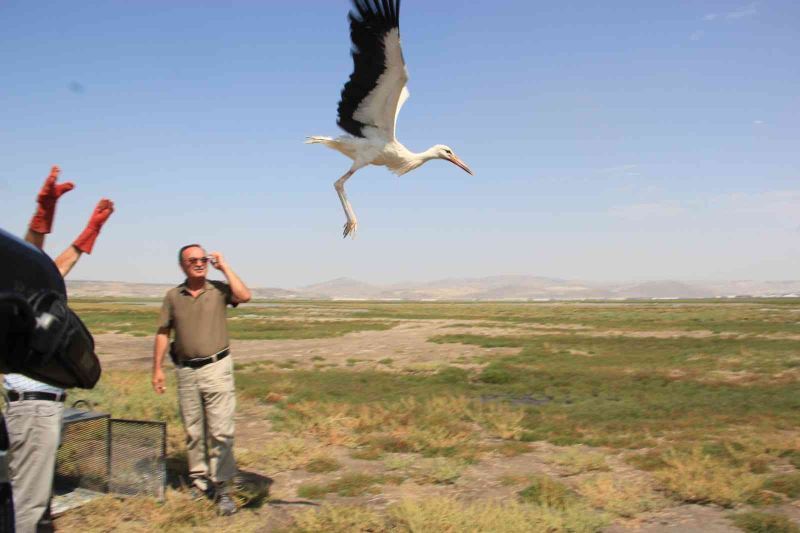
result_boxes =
[53,299,800,532]
[70,300,394,339]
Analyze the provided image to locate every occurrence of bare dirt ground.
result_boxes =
[90,321,769,532]
[96,316,799,373]
[95,320,520,370]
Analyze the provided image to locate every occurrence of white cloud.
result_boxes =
[704,3,758,22]
[726,3,758,19]
[690,30,705,41]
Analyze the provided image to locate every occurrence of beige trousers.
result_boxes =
[175,355,237,490]
[4,400,64,533]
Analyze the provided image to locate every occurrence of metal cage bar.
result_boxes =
[55,411,111,494]
[54,411,166,503]
[109,419,167,499]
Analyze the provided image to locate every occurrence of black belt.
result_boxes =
[176,348,230,369]
[7,391,66,403]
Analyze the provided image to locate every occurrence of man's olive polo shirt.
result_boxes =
[158,280,237,361]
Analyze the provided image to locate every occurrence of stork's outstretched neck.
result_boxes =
[385,144,474,176]
[386,145,437,176]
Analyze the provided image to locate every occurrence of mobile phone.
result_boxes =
[207,255,218,266]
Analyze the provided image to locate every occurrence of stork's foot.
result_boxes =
[343,220,358,239]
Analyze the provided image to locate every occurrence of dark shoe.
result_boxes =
[217,492,238,516]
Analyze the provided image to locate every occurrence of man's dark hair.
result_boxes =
[178,244,203,264]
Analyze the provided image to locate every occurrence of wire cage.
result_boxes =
[53,407,166,512]
[109,419,167,499]
[55,408,110,494]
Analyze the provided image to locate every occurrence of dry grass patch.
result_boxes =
[264,391,286,403]
[55,491,226,532]
[499,473,539,487]
[71,371,180,425]
[350,446,385,460]
[653,447,762,506]
[402,361,446,373]
[237,437,321,473]
[304,455,342,473]
[273,395,529,459]
[468,402,526,440]
[544,446,610,476]
[288,496,610,532]
[402,422,476,456]
[625,448,669,471]
[381,454,467,485]
[274,402,360,447]
[388,496,609,533]
[702,433,800,474]
[412,457,468,485]
[297,472,382,499]
[732,511,800,533]
[291,503,385,533]
[761,472,800,500]
[274,396,505,457]
[489,441,532,457]
[517,475,576,508]
[383,454,416,472]
[576,473,668,517]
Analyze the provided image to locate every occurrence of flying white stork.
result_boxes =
[306,0,474,238]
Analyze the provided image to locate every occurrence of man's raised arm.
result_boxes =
[25,166,115,277]
[55,198,115,277]
[209,252,251,303]
[26,165,74,250]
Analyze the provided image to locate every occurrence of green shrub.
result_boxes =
[761,473,800,499]
[305,456,341,473]
[518,475,575,508]
[433,366,469,384]
[478,362,516,384]
[732,512,800,533]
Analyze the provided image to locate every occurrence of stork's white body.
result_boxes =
[307,135,432,176]
[307,0,472,238]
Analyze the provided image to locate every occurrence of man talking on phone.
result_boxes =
[151,244,251,516]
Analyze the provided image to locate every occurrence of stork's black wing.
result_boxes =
[337,0,409,140]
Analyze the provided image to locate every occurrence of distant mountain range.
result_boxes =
[66,276,800,301]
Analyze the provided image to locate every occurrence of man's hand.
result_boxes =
[29,165,75,234]
[73,198,115,254]
[152,368,166,394]
[212,252,252,303]
[209,251,228,271]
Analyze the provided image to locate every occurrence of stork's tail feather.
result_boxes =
[305,136,335,145]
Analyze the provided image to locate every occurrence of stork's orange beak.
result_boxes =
[448,154,474,175]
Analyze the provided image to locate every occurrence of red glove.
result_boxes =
[28,166,75,234]
[73,198,115,254]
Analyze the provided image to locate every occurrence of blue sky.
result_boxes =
[2,1,798,287]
